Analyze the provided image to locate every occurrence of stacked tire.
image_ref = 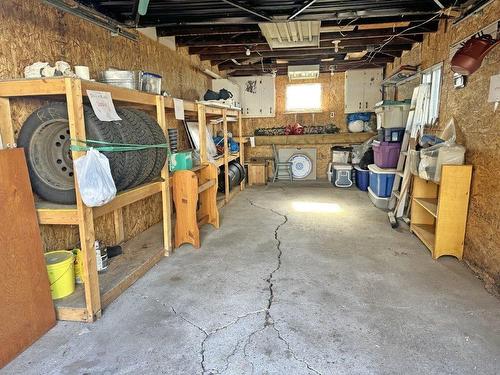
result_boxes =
[17,102,167,204]
[218,161,246,192]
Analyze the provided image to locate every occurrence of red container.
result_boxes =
[372,141,401,168]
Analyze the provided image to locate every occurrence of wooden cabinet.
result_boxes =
[345,68,383,113]
[232,76,275,118]
[410,165,472,259]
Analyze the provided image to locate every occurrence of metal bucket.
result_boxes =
[98,70,142,90]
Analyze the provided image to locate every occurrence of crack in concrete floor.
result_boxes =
[143,197,322,375]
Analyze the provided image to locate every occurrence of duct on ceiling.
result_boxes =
[259,21,320,49]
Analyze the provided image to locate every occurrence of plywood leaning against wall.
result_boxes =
[0,149,56,367]
[0,0,213,250]
[386,1,500,294]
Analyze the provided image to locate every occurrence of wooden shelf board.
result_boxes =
[36,181,163,225]
[54,223,165,321]
[36,201,78,225]
[414,197,438,218]
[411,223,435,252]
[0,78,67,96]
[81,80,157,106]
[251,132,375,146]
[213,153,239,167]
[93,180,163,218]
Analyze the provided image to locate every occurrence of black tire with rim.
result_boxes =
[17,102,125,204]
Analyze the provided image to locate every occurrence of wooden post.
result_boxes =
[65,78,101,321]
[0,97,15,148]
[197,104,207,164]
[238,111,245,191]
[223,109,229,203]
[156,96,172,255]
[113,209,125,243]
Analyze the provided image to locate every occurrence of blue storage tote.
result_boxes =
[368,164,396,197]
[354,165,369,191]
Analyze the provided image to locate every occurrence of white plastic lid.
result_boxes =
[368,164,397,174]
[333,163,353,170]
[354,165,369,172]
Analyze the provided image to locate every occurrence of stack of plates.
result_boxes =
[168,128,178,153]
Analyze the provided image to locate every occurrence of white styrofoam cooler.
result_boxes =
[375,102,411,129]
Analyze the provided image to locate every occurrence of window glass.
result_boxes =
[285,83,322,112]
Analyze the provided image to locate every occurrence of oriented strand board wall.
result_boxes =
[243,73,346,177]
[386,2,500,294]
[0,0,214,249]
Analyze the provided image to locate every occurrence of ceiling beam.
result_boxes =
[176,23,438,47]
[288,0,318,21]
[157,25,260,37]
[204,45,410,63]
[218,57,394,71]
[189,37,418,55]
[138,9,440,26]
[220,0,273,22]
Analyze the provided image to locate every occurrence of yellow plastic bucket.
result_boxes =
[45,250,75,300]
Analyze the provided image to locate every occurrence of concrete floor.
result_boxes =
[4,182,500,375]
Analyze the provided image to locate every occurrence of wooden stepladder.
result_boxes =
[172,163,219,248]
[388,84,431,227]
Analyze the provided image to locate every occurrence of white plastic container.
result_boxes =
[332,150,350,163]
[375,102,411,129]
[333,163,353,188]
[368,186,391,210]
[327,162,333,183]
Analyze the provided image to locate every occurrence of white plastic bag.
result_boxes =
[74,148,116,207]
[418,119,465,182]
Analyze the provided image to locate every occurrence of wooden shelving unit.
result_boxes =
[0,77,245,321]
[410,165,472,259]
[0,77,174,322]
[197,104,244,207]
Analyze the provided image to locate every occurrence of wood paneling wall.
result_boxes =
[0,0,215,249]
[243,73,347,177]
[386,2,500,294]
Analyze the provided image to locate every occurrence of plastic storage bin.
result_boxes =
[372,141,401,168]
[333,164,353,188]
[368,186,391,210]
[169,151,193,172]
[368,164,396,197]
[331,146,351,163]
[375,100,411,129]
[354,165,369,191]
[378,127,405,142]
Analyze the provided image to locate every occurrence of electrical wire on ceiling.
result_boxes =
[366,11,442,63]
[337,10,445,72]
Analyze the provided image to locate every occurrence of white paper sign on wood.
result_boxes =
[488,74,500,103]
[173,98,185,120]
[86,90,121,121]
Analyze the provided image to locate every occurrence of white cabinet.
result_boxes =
[232,76,275,118]
[345,68,383,113]
[211,79,241,108]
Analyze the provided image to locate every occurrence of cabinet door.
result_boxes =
[363,68,383,111]
[234,76,275,118]
[259,76,276,117]
[345,70,365,113]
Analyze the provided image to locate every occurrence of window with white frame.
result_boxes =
[421,63,442,125]
[285,83,322,113]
